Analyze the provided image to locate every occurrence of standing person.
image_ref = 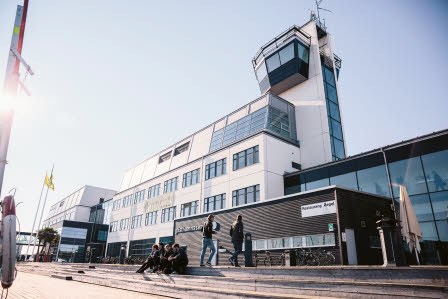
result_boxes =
[200,214,217,267]
[229,214,244,267]
[136,244,160,273]
[168,244,189,274]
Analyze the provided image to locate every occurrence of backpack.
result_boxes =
[229,225,234,237]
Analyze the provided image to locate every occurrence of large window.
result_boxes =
[159,151,171,163]
[266,43,295,72]
[204,194,226,212]
[233,145,259,171]
[357,165,390,197]
[174,142,189,156]
[109,221,118,232]
[180,201,199,217]
[134,190,145,204]
[182,169,200,188]
[145,211,157,226]
[164,177,178,193]
[209,108,267,152]
[119,218,129,231]
[421,150,448,192]
[112,199,121,211]
[205,158,226,180]
[122,195,133,208]
[330,172,357,190]
[161,207,176,223]
[267,107,290,138]
[389,156,428,197]
[147,184,161,199]
[232,185,260,207]
[131,214,143,229]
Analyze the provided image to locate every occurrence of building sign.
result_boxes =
[144,193,174,213]
[175,225,202,235]
[175,221,221,235]
[301,200,336,218]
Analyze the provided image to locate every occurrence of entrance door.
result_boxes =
[345,229,358,265]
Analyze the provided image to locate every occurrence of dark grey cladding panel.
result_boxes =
[174,189,341,266]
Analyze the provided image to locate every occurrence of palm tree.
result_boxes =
[37,227,60,255]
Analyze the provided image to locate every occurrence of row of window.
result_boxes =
[110,184,261,232]
[112,145,260,212]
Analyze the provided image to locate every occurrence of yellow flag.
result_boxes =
[44,173,55,191]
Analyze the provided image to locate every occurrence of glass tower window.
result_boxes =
[279,43,294,64]
[266,54,281,72]
[322,65,345,160]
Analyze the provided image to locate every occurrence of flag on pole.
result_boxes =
[44,173,54,191]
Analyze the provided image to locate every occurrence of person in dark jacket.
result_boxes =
[199,214,217,267]
[136,244,160,273]
[168,243,189,275]
[159,244,174,274]
[229,214,244,267]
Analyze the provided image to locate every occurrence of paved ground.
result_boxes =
[6,272,172,299]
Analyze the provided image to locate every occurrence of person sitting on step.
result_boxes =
[168,243,188,275]
[158,243,174,274]
[136,244,160,273]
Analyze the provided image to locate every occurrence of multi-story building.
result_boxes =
[42,185,116,262]
[106,18,346,257]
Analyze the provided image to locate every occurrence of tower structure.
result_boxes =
[252,17,346,166]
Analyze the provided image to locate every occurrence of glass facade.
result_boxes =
[283,133,448,265]
[56,226,88,263]
[209,94,297,153]
[322,65,345,160]
[129,238,156,256]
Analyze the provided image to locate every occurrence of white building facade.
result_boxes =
[106,19,346,257]
[43,185,117,228]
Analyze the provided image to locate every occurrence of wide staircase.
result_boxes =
[17,262,448,299]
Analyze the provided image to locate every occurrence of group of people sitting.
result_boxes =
[136,243,188,275]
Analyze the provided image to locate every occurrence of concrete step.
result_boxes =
[17,264,448,299]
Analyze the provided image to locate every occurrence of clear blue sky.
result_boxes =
[1,0,447,231]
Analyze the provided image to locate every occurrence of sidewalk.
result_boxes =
[7,271,172,299]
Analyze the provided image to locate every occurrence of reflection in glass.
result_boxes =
[389,157,428,197]
[333,138,345,159]
[357,165,390,197]
[330,172,357,190]
[435,220,448,241]
[279,43,294,64]
[429,191,448,220]
[298,43,309,63]
[409,194,434,222]
[420,221,438,241]
[306,178,329,191]
[266,54,281,72]
[421,150,448,192]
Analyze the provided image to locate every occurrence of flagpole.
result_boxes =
[25,174,46,259]
[31,165,54,260]
[31,184,49,259]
